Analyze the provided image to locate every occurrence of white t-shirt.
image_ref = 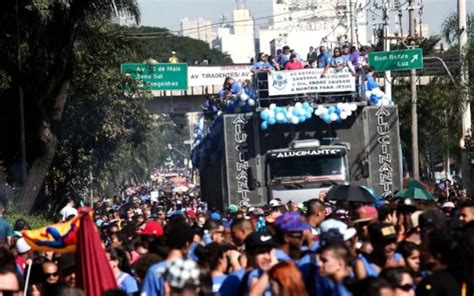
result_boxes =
[60,205,78,221]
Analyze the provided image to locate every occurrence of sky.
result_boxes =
[137,0,472,38]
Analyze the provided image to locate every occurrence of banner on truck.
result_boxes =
[188,65,252,87]
[267,68,356,96]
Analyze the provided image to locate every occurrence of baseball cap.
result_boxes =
[137,221,164,236]
[58,253,75,274]
[164,259,200,289]
[171,51,176,55]
[368,222,397,243]
[228,204,239,214]
[245,231,276,251]
[274,212,310,233]
[320,219,356,241]
[269,199,281,207]
[210,212,222,221]
[441,201,455,209]
[353,206,379,224]
[16,238,31,254]
[418,209,446,230]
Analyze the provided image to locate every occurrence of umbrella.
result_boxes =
[403,178,433,192]
[75,208,118,296]
[326,185,376,203]
[395,187,436,201]
[169,177,187,184]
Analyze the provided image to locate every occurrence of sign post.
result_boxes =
[368,49,423,72]
[121,63,188,91]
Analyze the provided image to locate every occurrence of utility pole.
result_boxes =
[349,0,356,45]
[382,0,392,99]
[459,0,472,193]
[408,0,419,179]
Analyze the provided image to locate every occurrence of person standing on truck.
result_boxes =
[251,53,274,72]
[218,77,243,100]
[317,45,331,69]
[285,54,304,70]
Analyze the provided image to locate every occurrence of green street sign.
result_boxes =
[368,49,423,72]
[120,63,188,90]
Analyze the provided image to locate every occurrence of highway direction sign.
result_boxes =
[368,49,424,72]
[121,63,188,91]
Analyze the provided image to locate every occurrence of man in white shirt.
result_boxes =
[59,197,78,221]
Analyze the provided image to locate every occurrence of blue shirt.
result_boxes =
[218,269,246,296]
[246,269,272,296]
[317,52,331,68]
[331,55,346,67]
[212,274,228,294]
[0,218,12,242]
[140,261,168,296]
[342,54,351,63]
[117,272,138,296]
[251,61,274,71]
[278,54,290,68]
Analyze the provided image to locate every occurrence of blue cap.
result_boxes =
[210,212,222,221]
[274,212,310,233]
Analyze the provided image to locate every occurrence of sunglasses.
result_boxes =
[45,272,59,277]
[288,232,303,238]
[397,284,414,292]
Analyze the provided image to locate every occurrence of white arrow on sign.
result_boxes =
[410,54,419,63]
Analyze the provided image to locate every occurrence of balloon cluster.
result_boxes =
[259,102,359,130]
[365,75,394,107]
[191,116,224,169]
[260,102,314,130]
[314,103,358,124]
[224,87,258,113]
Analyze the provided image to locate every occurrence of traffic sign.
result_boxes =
[121,63,188,91]
[368,49,423,72]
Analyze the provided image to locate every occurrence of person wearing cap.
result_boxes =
[353,205,379,254]
[316,243,354,296]
[354,222,403,279]
[441,201,455,217]
[273,211,311,263]
[58,253,76,288]
[168,51,179,64]
[15,237,31,274]
[218,231,276,296]
[141,221,195,296]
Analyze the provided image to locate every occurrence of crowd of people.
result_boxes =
[250,44,369,76]
[0,172,473,296]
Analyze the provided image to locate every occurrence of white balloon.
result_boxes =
[291,116,300,124]
[350,103,358,111]
[268,110,275,118]
[346,110,352,117]
[295,102,303,109]
[372,88,384,97]
[340,112,348,120]
[248,99,256,106]
[320,107,329,115]
[276,113,285,122]
[365,91,372,99]
[381,98,390,106]
[269,103,277,110]
[240,92,249,101]
[336,103,344,110]
[299,109,306,116]
[330,113,338,121]
[315,109,321,116]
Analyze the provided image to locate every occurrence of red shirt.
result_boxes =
[285,61,303,70]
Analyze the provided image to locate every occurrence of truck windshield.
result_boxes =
[268,153,348,184]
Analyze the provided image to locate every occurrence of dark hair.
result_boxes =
[106,247,132,274]
[427,228,457,265]
[134,253,162,281]
[459,200,474,209]
[203,219,222,232]
[379,266,413,287]
[231,218,254,231]
[377,204,396,222]
[165,221,194,250]
[305,199,325,216]
[317,243,352,266]
[396,241,419,260]
[346,277,393,296]
[196,243,225,271]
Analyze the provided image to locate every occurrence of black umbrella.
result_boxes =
[326,184,376,203]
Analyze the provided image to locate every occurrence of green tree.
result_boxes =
[0,0,141,213]
[441,12,474,44]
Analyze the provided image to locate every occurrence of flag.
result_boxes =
[22,214,84,253]
[75,207,118,296]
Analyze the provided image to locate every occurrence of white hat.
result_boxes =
[171,51,176,55]
[320,218,356,241]
[442,201,455,209]
[16,238,31,254]
[269,199,281,207]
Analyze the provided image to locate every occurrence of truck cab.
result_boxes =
[266,140,350,203]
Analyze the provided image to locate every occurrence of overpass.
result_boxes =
[145,54,459,114]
